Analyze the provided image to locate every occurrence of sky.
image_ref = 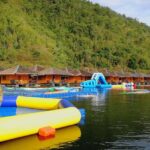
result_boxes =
[90,0,150,26]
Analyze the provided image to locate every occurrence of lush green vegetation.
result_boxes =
[0,0,150,71]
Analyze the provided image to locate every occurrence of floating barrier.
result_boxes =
[3,90,98,99]
[121,89,150,95]
[0,96,83,142]
[112,82,135,90]
[112,84,125,89]
[3,86,74,95]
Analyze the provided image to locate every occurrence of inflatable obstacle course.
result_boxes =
[80,73,112,88]
[120,89,150,95]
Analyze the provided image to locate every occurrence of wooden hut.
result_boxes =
[65,68,92,84]
[114,71,125,83]
[107,70,134,84]
[64,69,81,84]
[138,73,146,84]
[108,71,120,84]
[131,71,145,84]
[144,73,150,85]
[37,68,72,85]
[80,70,92,81]
[116,71,133,83]
[0,67,4,83]
[111,71,125,84]
[98,69,134,84]
[29,65,45,84]
[99,69,116,84]
[0,65,32,86]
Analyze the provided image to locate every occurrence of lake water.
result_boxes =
[1,88,150,149]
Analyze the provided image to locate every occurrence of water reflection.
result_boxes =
[91,89,109,107]
[109,134,150,149]
[0,126,81,150]
[73,89,150,149]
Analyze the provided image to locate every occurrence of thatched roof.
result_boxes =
[86,68,99,74]
[107,71,118,77]
[65,68,92,77]
[29,65,45,73]
[130,71,143,78]
[115,71,125,77]
[38,67,72,76]
[80,70,92,77]
[138,73,146,78]
[99,69,115,77]
[84,68,118,77]
[144,74,150,78]
[0,65,149,78]
[64,68,80,76]
[0,65,32,75]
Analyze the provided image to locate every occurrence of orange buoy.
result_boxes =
[38,126,56,138]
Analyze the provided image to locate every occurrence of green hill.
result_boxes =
[0,0,150,71]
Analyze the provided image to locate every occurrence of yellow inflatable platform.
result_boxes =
[0,96,82,142]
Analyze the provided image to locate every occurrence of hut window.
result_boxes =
[61,76,67,81]
[2,76,6,80]
[38,76,44,80]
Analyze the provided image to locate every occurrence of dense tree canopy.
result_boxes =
[0,0,150,71]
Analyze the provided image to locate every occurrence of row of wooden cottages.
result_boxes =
[0,65,91,86]
[0,65,150,86]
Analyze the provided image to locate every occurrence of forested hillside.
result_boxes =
[0,0,150,71]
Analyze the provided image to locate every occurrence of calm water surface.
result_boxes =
[1,88,150,149]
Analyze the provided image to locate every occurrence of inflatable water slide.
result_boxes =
[0,96,84,142]
[80,73,112,88]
